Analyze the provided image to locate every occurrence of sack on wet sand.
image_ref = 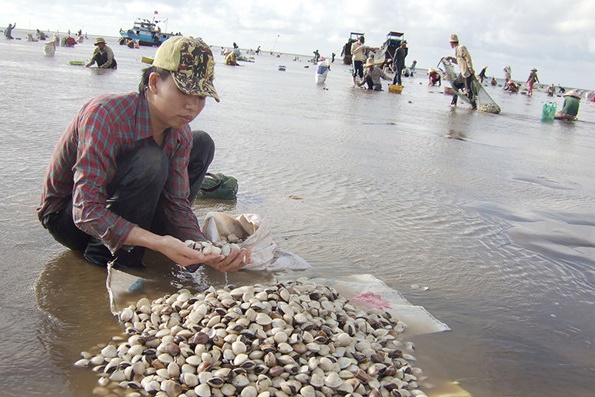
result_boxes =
[313,273,450,336]
[202,211,310,271]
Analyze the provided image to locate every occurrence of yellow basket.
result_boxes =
[388,84,403,94]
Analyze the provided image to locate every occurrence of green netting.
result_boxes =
[197,173,238,200]
[441,58,501,114]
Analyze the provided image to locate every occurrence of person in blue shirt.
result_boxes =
[4,22,16,39]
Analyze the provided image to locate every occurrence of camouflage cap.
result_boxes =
[151,36,220,102]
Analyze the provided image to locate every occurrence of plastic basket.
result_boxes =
[388,84,403,94]
[541,102,557,121]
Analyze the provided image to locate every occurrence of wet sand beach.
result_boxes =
[0,35,594,396]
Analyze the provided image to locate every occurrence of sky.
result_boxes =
[3,0,594,90]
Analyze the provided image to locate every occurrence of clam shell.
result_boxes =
[79,280,427,397]
[324,372,344,388]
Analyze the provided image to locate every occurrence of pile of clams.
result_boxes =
[75,279,428,397]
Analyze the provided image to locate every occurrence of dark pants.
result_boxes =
[42,130,215,268]
[364,76,382,91]
[451,74,476,108]
[393,65,404,85]
[352,60,364,80]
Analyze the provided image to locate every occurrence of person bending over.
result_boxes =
[359,57,390,91]
[38,36,250,272]
[86,37,118,69]
[445,33,477,109]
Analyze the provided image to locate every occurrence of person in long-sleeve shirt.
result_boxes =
[392,41,408,85]
[351,36,369,86]
[38,36,250,272]
[86,37,118,69]
[359,57,391,90]
[445,33,477,109]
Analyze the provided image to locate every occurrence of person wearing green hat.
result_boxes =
[86,37,117,69]
[555,90,581,121]
[38,36,251,273]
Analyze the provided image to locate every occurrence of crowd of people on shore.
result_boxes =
[5,24,87,48]
[341,31,589,119]
[4,20,590,120]
[0,20,591,277]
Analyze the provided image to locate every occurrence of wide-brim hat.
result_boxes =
[563,89,581,99]
[94,37,106,45]
[365,57,375,67]
[144,36,220,102]
[449,34,459,43]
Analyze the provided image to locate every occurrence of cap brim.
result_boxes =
[171,72,220,102]
[139,57,219,102]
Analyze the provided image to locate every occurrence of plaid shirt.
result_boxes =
[37,92,203,253]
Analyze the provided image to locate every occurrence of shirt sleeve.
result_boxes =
[101,47,115,68]
[460,46,475,75]
[351,43,364,55]
[159,133,205,242]
[72,102,136,254]
[89,47,99,65]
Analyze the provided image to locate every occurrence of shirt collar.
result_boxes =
[136,92,155,140]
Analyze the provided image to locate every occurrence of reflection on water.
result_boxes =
[35,251,117,397]
[1,35,594,396]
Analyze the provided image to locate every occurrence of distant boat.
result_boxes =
[278,65,286,71]
[119,17,181,47]
[341,32,365,65]
[379,31,405,64]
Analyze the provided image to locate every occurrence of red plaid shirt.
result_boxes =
[37,92,203,253]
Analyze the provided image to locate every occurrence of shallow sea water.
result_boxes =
[0,34,594,397]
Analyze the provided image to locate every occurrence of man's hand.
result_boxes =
[158,235,223,267]
[125,227,250,273]
[202,246,251,273]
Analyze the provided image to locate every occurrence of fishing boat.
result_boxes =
[371,31,406,67]
[382,31,405,61]
[119,17,181,47]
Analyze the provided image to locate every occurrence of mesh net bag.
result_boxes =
[440,58,501,114]
[197,173,238,200]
